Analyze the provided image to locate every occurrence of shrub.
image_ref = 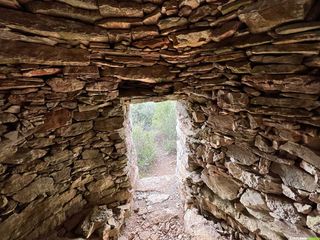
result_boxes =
[164,139,177,153]
[130,102,155,130]
[152,101,177,154]
[131,123,156,171]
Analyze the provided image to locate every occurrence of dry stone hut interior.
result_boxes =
[0,0,320,239]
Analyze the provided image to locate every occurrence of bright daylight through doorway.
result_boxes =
[120,101,191,240]
[130,101,177,178]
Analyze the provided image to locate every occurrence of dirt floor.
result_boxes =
[119,143,192,240]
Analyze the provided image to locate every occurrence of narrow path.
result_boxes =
[145,144,176,177]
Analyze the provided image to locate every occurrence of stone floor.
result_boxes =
[119,174,192,240]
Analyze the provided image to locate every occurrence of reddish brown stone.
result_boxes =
[249,106,312,118]
[38,109,72,132]
[143,3,158,14]
[217,90,249,112]
[94,117,124,131]
[239,0,313,33]
[209,11,238,27]
[0,190,77,240]
[57,121,93,137]
[170,29,213,48]
[0,0,20,9]
[97,18,142,29]
[0,79,44,90]
[57,0,98,10]
[0,113,18,124]
[143,9,162,25]
[131,26,159,40]
[179,5,192,17]
[106,56,157,66]
[250,55,304,65]
[226,61,251,74]
[226,162,282,194]
[207,113,236,134]
[1,174,37,195]
[211,21,241,42]
[280,142,320,170]
[252,64,307,74]
[201,169,241,200]
[218,0,253,15]
[232,34,273,48]
[275,21,320,35]
[132,37,170,49]
[8,92,45,105]
[192,112,206,123]
[253,148,294,165]
[0,28,58,46]
[107,29,131,42]
[204,51,246,63]
[47,78,85,92]
[242,75,320,94]
[158,17,188,30]
[144,0,163,4]
[0,8,109,42]
[226,144,258,166]
[306,0,320,20]
[179,0,200,9]
[271,163,318,192]
[102,65,175,83]
[249,44,319,56]
[0,40,90,66]
[304,57,320,67]
[1,149,47,165]
[251,97,320,110]
[188,5,217,23]
[22,68,62,77]
[63,66,100,78]
[25,1,102,23]
[73,111,99,121]
[86,81,119,92]
[273,31,320,45]
[162,0,179,15]
[98,0,144,17]
[92,48,160,59]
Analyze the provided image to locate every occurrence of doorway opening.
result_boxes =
[121,100,192,240]
[130,100,177,178]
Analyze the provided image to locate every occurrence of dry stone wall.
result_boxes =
[0,0,319,239]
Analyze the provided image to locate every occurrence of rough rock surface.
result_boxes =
[119,175,192,240]
[239,0,313,33]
